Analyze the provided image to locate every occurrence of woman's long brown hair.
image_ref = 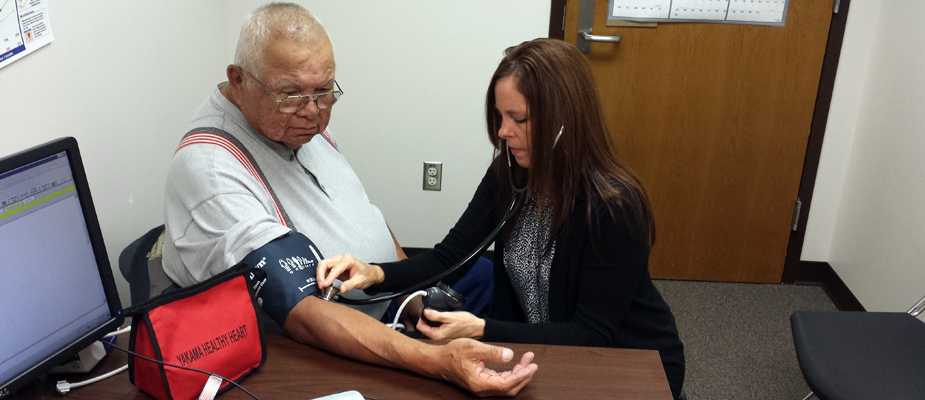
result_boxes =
[485,38,655,246]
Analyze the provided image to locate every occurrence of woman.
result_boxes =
[318,38,685,398]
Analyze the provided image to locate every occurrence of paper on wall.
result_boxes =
[0,0,54,70]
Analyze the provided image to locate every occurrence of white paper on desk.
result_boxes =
[669,0,729,21]
[311,390,365,400]
[726,0,787,23]
[611,0,671,20]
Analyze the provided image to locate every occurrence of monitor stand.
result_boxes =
[49,340,109,374]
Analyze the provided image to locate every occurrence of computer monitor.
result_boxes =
[0,137,123,398]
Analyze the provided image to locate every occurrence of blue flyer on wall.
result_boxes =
[0,0,53,70]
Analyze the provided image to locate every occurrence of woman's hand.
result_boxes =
[316,254,385,293]
[416,309,486,340]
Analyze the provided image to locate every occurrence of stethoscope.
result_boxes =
[335,139,527,305]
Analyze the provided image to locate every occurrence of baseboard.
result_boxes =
[403,249,865,312]
[792,261,865,312]
[402,247,428,257]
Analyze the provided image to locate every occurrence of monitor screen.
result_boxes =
[0,140,122,395]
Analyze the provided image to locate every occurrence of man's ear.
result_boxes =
[226,64,244,87]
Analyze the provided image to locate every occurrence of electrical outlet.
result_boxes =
[423,161,442,191]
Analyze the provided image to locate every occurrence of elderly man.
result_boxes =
[160,2,537,397]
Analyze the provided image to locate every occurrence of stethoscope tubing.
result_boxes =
[337,141,525,305]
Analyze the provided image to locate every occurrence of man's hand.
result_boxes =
[417,309,485,340]
[285,296,538,398]
[435,339,538,397]
[317,254,384,293]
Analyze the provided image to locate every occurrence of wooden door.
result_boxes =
[563,1,833,282]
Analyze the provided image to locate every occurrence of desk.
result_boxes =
[25,335,672,399]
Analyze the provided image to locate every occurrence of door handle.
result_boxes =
[581,31,621,44]
[577,0,621,53]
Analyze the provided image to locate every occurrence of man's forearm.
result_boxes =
[283,296,442,378]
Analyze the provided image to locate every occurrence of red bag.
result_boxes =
[125,266,265,400]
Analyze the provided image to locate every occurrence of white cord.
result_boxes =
[56,325,133,394]
[56,364,127,394]
[103,325,132,338]
[389,290,428,331]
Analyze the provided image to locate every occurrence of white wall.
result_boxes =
[827,0,925,312]
[0,1,549,303]
[800,0,881,262]
[0,1,227,304]
[219,1,550,248]
[804,0,925,312]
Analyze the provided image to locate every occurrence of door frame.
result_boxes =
[548,0,852,283]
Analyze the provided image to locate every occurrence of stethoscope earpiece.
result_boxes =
[553,125,564,149]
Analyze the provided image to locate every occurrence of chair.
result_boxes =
[118,225,174,306]
[791,294,925,400]
[118,224,282,334]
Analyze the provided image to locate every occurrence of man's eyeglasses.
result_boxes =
[240,68,343,114]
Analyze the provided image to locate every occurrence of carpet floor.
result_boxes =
[653,280,837,400]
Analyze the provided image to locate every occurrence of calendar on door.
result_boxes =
[608,0,789,25]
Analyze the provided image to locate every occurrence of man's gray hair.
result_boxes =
[234,2,332,75]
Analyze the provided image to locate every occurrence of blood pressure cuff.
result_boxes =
[124,265,265,400]
[241,231,324,326]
